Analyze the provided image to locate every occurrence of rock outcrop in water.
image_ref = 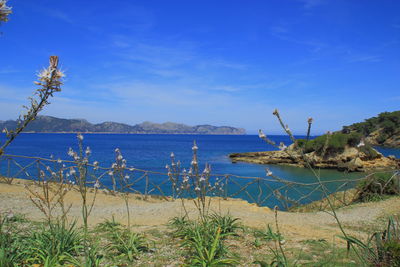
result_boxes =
[230,112,400,172]
[229,145,399,172]
[0,116,246,135]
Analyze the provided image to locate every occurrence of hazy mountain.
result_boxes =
[0,116,246,135]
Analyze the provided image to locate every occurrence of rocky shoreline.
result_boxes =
[229,146,400,172]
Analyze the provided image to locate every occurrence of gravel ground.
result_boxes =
[1,179,398,242]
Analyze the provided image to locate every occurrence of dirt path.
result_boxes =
[1,179,398,242]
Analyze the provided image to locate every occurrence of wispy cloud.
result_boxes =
[347,54,382,63]
[39,8,74,24]
[212,85,242,92]
[297,0,327,9]
[0,66,19,75]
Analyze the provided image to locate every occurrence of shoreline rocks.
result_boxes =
[229,145,400,172]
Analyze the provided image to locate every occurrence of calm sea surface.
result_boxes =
[1,134,399,207]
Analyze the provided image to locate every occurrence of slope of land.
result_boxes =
[343,110,400,148]
[0,116,246,135]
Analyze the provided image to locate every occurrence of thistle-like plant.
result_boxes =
[67,134,100,261]
[25,166,73,224]
[167,141,225,221]
[109,148,136,228]
[0,56,64,158]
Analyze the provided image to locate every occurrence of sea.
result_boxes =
[1,134,399,208]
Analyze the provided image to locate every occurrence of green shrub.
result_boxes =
[184,225,237,266]
[297,132,363,156]
[170,215,239,266]
[359,145,379,160]
[341,216,400,267]
[22,221,83,265]
[254,224,283,242]
[106,229,148,262]
[355,172,400,202]
[208,213,242,235]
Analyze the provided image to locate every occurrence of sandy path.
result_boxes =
[1,179,398,242]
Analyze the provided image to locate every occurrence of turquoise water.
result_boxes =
[0,133,398,208]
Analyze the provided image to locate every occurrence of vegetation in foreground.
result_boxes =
[0,211,377,266]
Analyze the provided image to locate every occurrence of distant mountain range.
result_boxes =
[0,116,246,135]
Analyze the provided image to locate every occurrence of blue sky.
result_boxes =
[0,0,399,134]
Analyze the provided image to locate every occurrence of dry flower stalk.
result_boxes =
[0,56,64,159]
[0,0,11,23]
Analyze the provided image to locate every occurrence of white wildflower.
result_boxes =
[68,147,74,157]
[192,142,198,151]
[266,168,273,176]
[258,129,266,139]
[0,1,12,23]
[279,142,287,151]
[85,147,91,156]
[94,180,100,189]
[195,186,200,191]
[357,140,365,148]
[77,134,84,141]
